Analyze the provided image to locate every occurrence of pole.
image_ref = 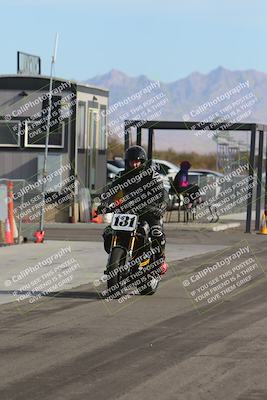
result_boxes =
[148,128,153,166]
[265,129,267,210]
[136,126,142,146]
[255,130,264,230]
[245,125,256,233]
[124,122,130,153]
[39,33,59,233]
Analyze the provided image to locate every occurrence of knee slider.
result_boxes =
[150,225,164,238]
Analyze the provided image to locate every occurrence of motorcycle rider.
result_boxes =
[98,145,168,275]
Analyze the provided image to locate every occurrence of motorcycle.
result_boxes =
[99,207,162,299]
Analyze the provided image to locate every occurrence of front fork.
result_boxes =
[104,233,136,275]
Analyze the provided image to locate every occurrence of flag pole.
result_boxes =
[37,33,59,240]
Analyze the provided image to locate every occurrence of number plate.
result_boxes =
[111,214,138,231]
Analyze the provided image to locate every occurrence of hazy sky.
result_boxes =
[1,0,267,82]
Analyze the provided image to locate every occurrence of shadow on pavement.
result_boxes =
[0,290,102,300]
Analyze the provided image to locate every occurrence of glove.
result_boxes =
[114,198,124,207]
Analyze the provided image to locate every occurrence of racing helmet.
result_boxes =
[125,145,147,169]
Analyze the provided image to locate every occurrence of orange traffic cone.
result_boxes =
[260,211,267,234]
[5,218,14,244]
[7,182,14,241]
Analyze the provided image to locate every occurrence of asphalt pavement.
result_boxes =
[0,226,267,400]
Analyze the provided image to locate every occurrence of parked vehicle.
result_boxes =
[107,162,124,182]
[108,157,125,169]
[153,159,179,180]
[187,169,224,198]
[153,161,224,185]
[187,169,224,186]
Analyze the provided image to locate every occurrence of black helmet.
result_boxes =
[125,145,147,169]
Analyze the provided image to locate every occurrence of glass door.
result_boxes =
[88,108,99,190]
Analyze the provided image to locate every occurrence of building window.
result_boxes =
[77,102,86,148]
[99,106,107,150]
[24,120,65,148]
[0,121,21,147]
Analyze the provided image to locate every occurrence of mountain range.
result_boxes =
[86,67,267,153]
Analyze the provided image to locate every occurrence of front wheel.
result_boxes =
[138,274,159,295]
[107,247,126,299]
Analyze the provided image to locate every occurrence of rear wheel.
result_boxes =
[107,247,126,299]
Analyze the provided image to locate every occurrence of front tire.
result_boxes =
[107,247,126,299]
[138,274,159,295]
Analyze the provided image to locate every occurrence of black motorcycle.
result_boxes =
[100,208,162,299]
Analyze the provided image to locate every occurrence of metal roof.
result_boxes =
[125,120,267,131]
[0,74,109,94]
